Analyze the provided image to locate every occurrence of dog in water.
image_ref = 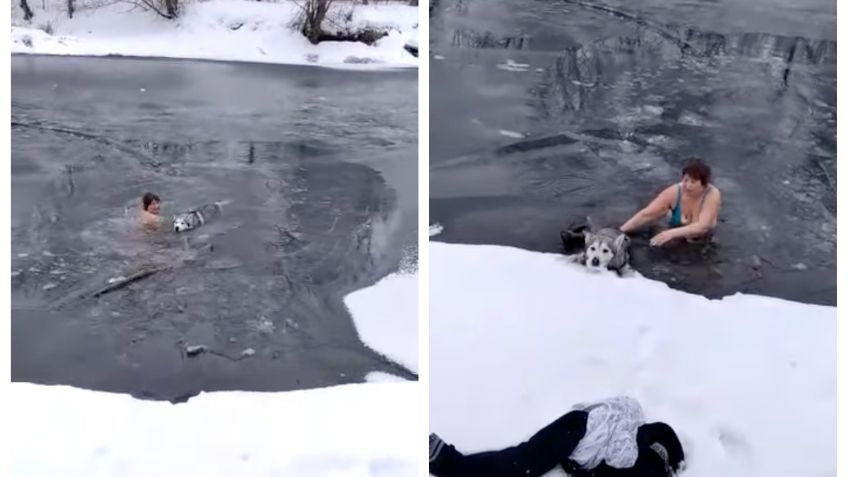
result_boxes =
[561,219,631,275]
[172,200,231,233]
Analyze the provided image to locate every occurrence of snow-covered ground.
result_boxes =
[11,381,419,477]
[11,0,418,69]
[10,255,420,476]
[429,242,835,477]
[346,270,419,373]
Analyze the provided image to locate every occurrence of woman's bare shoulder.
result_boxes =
[708,185,722,199]
[658,183,678,199]
[139,210,163,226]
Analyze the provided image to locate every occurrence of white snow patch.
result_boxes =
[496,59,530,72]
[679,111,711,127]
[11,1,418,70]
[11,381,418,477]
[366,371,408,383]
[430,242,835,477]
[345,270,418,373]
[570,79,596,87]
[642,105,664,116]
[498,129,525,139]
[429,223,444,237]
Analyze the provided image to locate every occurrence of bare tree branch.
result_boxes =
[293,0,335,44]
[19,0,34,21]
[121,0,179,19]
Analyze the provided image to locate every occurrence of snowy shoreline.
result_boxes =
[11,381,419,477]
[10,261,419,476]
[10,51,418,72]
[11,0,419,70]
[429,241,835,477]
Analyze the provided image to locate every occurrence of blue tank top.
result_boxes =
[669,184,711,227]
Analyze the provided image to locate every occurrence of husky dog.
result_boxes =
[583,228,630,273]
[172,200,231,233]
[561,219,631,275]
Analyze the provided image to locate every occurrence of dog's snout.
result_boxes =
[591,257,600,266]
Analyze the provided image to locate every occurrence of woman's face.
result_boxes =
[681,174,705,195]
[147,200,162,215]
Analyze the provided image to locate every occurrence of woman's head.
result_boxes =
[634,422,686,477]
[681,157,711,195]
[142,192,161,214]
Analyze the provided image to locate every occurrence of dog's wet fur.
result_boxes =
[173,200,230,233]
[561,218,631,275]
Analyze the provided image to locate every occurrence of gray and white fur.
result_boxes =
[562,217,631,275]
[581,227,631,274]
[173,200,231,233]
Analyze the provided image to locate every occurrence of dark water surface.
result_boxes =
[430,0,835,305]
[12,56,418,401]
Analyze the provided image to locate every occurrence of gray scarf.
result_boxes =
[569,396,645,469]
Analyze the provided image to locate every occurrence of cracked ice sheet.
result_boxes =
[346,271,418,374]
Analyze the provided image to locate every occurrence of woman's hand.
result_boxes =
[621,185,677,234]
[650,229,678,247]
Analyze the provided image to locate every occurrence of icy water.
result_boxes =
[430,0,835,305]
[11,56,417,401]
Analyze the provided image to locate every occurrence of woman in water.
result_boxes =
[620,158,721,247]
[139,192,163,230]
[429,396,685,477]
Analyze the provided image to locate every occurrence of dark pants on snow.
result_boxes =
[430,410,589,477]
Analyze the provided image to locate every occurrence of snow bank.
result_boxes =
[11,381,418,477]
[429,242,835,477]
[11,0,418,69]
[366,371,410,383]
[346,270,418,373]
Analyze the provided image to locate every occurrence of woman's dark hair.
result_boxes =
[682,157,711,186]
[142,192,161,211]
[635,422,685,475]
[568,422,685,477]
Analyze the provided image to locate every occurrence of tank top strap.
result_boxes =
[698,185,712,211]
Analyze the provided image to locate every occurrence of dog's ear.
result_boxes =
[583,232,595,246]
[607,234,631,272]
[614,233,630,251]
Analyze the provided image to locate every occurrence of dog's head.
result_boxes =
[584,230,630,272]
[173,215,191,233]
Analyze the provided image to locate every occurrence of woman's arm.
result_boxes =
[620,185,675,234]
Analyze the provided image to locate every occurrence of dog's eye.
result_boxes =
[603,249,610,254]
[589,246,596,251]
